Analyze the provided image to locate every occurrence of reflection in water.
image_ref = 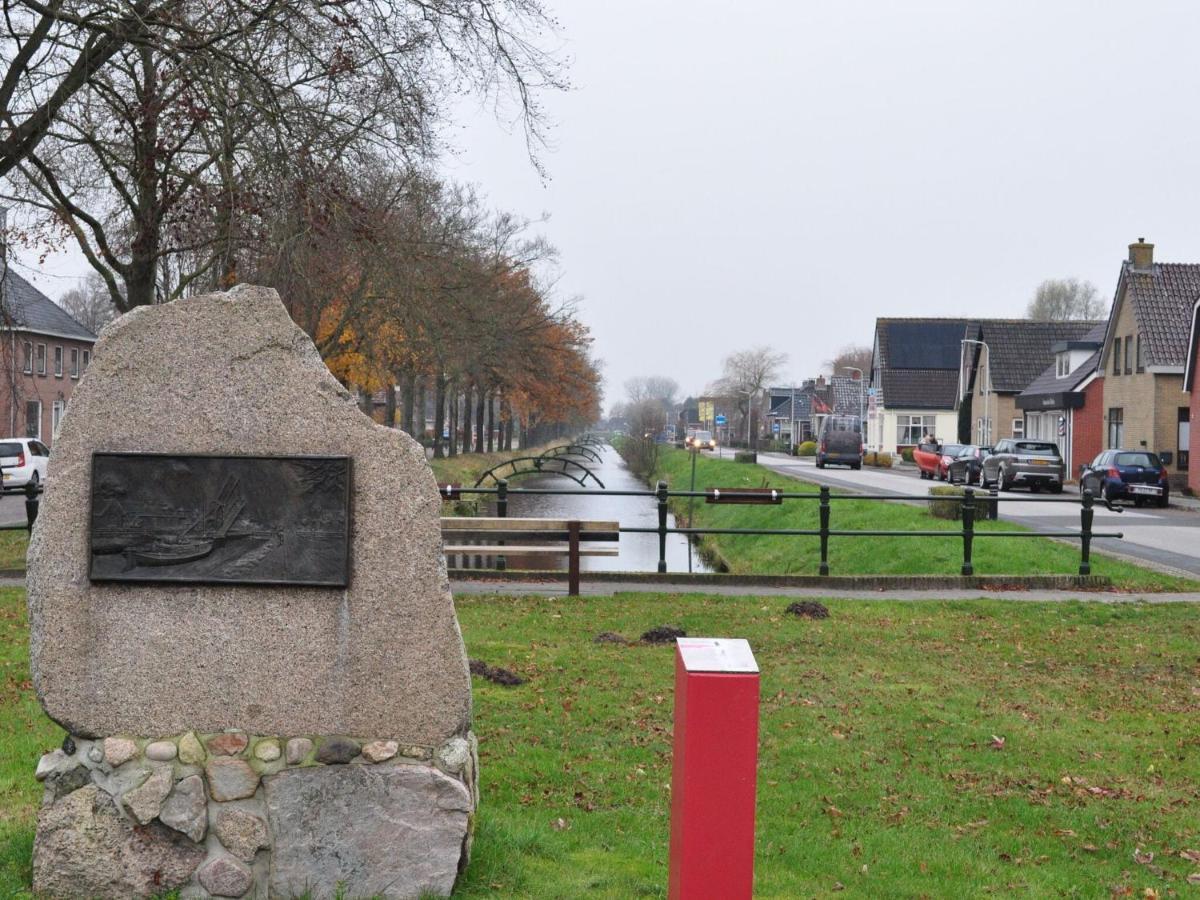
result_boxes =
[453,446,708,573]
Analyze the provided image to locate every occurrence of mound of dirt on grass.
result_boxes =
[640,626,687,644]
[786,601,829,619]
[593,632,628,644]
[469,658,526,686]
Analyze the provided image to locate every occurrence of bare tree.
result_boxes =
[825,344,873,377]
[56,271,118,332]
[1027,278,1107,321]
[712,345,786,448]
[624,374,679,409]
[3,0,567,309]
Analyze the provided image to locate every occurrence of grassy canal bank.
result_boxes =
[644,447,1196,591]
[3,588,1200,896]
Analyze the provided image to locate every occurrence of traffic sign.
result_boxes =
[771,421,780,433]
[715,414,727,426]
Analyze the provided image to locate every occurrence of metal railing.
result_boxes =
[440,480,1123,578]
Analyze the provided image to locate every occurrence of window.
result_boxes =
[896,414,937,446]
[53,346,63,377]
[22,341,32,375]
[25,401,41,440]
[1055,353,1068,378]
[81,350,90,372]
[1136,334,1144,373]
[1124,335,1132,374]
[1180,408,1191,472]
[35,343,46,376]
[1107,407,1124,448]
[1112,338,1121,375]
[976,417,994,445]
[1012,418,1025,439]
[70,348,79,378]
[51,401,65,437]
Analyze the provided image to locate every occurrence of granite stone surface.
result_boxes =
[264,764,472,898]
[33,786,205,898]
[27,285,471,743]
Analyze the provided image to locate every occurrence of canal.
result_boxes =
[458,445,709,573]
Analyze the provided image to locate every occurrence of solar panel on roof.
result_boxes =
[886,322,964,369]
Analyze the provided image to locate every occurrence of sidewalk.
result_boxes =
[451,576,1200,603]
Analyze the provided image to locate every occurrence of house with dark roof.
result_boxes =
[1016,322,1106,476]
[962,318,1103,448]
[0,266,98,445]
[1185,295,1200,495]
[1095,239,1195,488]
[869,318,973,453]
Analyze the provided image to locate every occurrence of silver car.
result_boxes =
[980,439,1065,493]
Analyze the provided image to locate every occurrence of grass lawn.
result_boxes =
[650,447,1197,591]
[6,587,1198,897]
[0,532,28,570]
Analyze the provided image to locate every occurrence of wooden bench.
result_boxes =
[440,517,620,595]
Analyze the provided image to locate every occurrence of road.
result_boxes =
[0,490,36,528]
[750,452,1200,578]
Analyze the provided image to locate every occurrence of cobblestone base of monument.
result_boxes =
[31,729,479,899]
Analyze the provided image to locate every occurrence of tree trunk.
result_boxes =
[401,374,415,436]
[447,381,458,457]
[502,398,513,450]
[461,381,473,454]
[474,389,486,453]
[384,382,396,428]
[486,392,495,453]
[124,46,163,309]
[433,375,446,458]
[415,377,426,443]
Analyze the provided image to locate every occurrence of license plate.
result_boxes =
[1031,459,1049,466]
[1,474,8,481]
[1129,485,1159,495]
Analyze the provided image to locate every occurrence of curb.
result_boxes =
[448,569,1113,591]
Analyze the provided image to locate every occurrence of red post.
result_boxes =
[668,638,760,900]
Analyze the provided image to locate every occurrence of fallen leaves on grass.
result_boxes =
[468,658,526,686]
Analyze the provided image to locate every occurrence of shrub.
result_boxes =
[864,451,894,468]
[734,451,757,464]
[928,485,965,520]
[901,447,915,463]
[796,441,817,457]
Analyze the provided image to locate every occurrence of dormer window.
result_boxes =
[1055,352,1070,378]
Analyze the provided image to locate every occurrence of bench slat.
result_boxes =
[442,545,620,557]
[441,517,619,532]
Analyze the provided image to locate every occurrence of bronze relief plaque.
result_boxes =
[89,453,351,587]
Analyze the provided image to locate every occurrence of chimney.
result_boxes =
[1128,237,1154,270]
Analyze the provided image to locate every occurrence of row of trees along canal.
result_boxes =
[1,0,601,454]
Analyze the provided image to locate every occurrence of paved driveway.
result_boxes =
[752,453,1200,577]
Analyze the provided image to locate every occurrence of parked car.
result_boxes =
[1078,449,1170,507]
[0,438,50,492]
[980,439,1065,493]
[946,445,989,485]
[686,430,716,450]
[815,416,862,469]
[913,439,943,480]
[935,443,966,480]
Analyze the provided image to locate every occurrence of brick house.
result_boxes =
[960,319,1104,448]
[0,267,98,444]
[1184,294,1200,495]
[1015,322,1105,478]
[1095,239,1195,489]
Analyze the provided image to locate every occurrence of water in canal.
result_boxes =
[453,445,708,573]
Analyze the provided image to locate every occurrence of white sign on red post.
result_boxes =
[668,638,760,899]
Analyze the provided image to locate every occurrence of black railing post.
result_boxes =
[656,480,669,573]
[818,486,831,576]
[1079,488,1094,576]
[987,487,999,521]
[25,481,39,531]
[961,487,975,576]
[495,479,508,571]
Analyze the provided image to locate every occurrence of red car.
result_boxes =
[913,439,943,480]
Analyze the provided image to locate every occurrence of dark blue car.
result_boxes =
[1078,450,1170,507]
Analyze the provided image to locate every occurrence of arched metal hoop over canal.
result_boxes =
[473,455,606,488]
[539,443,603,464]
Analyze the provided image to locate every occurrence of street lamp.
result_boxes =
[960,339,992,446]
[840,366,865,436]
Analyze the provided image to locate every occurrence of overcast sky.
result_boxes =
[16,1,1200,409]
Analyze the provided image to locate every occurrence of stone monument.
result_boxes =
[27,285,477,898]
